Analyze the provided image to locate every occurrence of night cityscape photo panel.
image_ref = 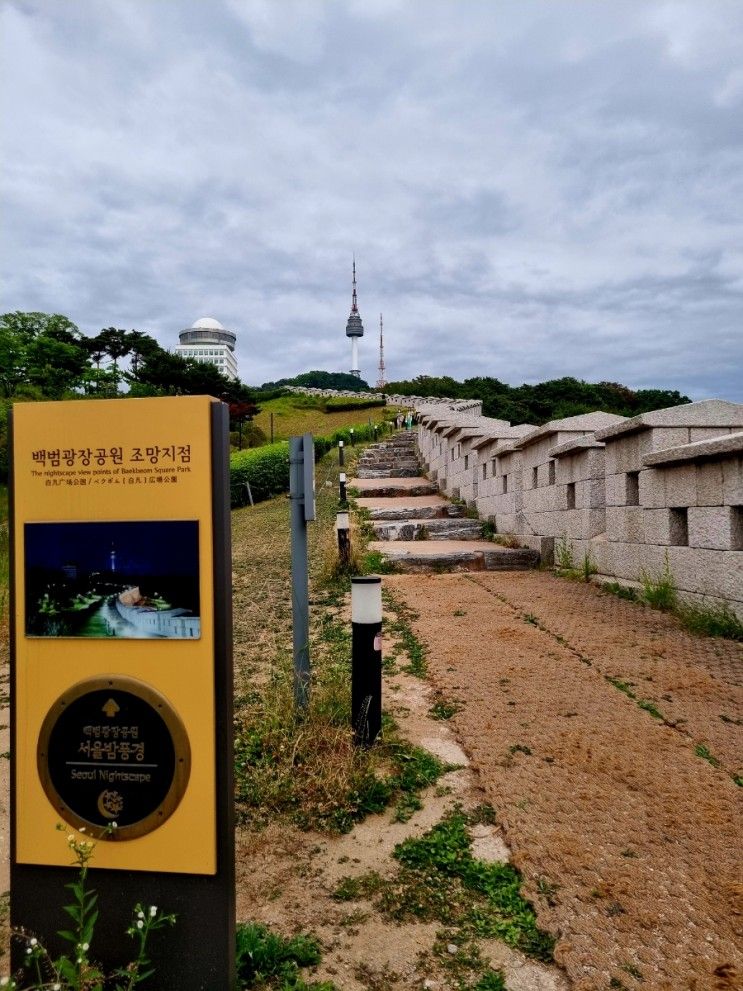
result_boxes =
[24,520,201,639]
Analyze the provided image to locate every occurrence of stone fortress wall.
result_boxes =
[286,385,742,617]
[412,397,743,619]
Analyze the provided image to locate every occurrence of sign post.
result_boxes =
[289,434,315,709]
[9,396,235,989]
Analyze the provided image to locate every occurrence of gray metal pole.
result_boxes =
[289,436,310,709]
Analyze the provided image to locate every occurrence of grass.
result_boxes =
[601,581,640,603]
[678,600,743,641]
[694,744,721,768]
[429,693,463,720]
[335,808,554,964]
[554,534,597,583]
[253,394,393,444]
[233,612,449,832]
[383,589,427,677]
[605,677,665,722]
[603,561,743,642]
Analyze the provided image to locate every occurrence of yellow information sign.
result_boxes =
[13,396,220,874]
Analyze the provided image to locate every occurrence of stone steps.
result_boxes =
[364,503,466,521]
[367,540,540,573]
[352,433,540,573]
[352,480,439,498]
[371,518,484,541]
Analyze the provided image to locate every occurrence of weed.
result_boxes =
[9,829,175,991]
[471,972,506,991]
[639,554,677,611]
[694,744,720,768]
[429,695,463,720]
[522,613,539,626]
[469,804,497,826]
[602,582,640,602]
[609,979,629,990]
[393,792,423,822]
[508,744,532,757]
[637,699,664,720]
[734,776,743,787]
[554,534,575,571]
[489,533,522,549]
[606,677,635,697]
[389,810,555,960]
[362,550,396,575]
[235,922,337,990]
[606,678,665,722]
[535,876,560,907]
[581,552,598,582]
[720,714,743,726]
[678,601,743,641]
[453,609,467,617]
[383,590,427,677]
[620,962,644,981]
[332,872,384,902]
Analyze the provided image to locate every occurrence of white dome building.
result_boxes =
[175,317,238,380]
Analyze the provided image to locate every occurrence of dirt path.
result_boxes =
[385,572,742,991]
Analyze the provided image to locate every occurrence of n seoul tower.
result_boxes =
[345,257,364,378]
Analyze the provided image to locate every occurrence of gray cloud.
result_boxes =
[1,0,742,400]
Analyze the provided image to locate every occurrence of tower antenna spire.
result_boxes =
[376,312,387,390]
[345,255,364,377]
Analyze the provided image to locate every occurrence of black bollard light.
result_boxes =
[339,471,347,505]
[336,510,351,570]
[349,428,355,446]
[351,575,382,746]
[338,439,345,467]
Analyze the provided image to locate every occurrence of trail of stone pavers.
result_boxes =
[385,572,743,991]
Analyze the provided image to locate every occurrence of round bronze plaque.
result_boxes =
[37,676,191,841]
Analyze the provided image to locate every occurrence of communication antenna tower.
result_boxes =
[376,313,387,390]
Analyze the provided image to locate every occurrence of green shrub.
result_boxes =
[230,443,290,505]
[323,397,385,413]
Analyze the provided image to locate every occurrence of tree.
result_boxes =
[0,311,90,399]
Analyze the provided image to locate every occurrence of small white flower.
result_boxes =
[53,985,61,990]
[150,905,157,916]
[79,827,86,833]
[0,977,9,986]
[77,957,82,964]
[68,834,75,842]
[137,920,144,929]
[111,821,118,828]
[82,942,89,951]
[29,938,37,946]
[137,910,145,919]
[25,948,32,955]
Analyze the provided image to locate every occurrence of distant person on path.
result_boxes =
[405,411,413,430]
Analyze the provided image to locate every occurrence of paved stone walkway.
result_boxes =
[386,570,743,991]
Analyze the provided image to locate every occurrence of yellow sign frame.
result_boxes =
[13,396,219,874]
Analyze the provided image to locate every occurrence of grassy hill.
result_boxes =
[252,394,398,443]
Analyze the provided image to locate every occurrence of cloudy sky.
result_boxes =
[2,0,742,399]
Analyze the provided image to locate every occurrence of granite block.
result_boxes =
[688,506,743,551]
[695,462,724,506]
[638,468,666,509]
